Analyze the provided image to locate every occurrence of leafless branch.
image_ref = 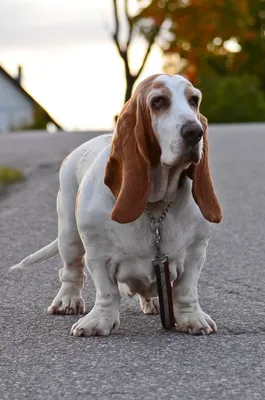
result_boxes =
[112,0,124,57]
[135,26,161,79]
[125,0,133,48]
[110,1,161,102]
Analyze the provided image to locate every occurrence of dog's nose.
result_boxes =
[180,121,204,146]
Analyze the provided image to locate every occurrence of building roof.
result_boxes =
[0,65,63,130]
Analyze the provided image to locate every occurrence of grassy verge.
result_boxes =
[0,167,24,185]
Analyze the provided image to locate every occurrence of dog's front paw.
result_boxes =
[139,296,160,315]
[47,287,85,315]
[175,310,217,335]
[70,310,120,337]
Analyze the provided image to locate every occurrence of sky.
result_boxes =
[0,0,163,131]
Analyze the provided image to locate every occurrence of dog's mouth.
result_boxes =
[188,144,201,164]
[181,141,203,165]
[161,162,173,169]
[162,145,201,169]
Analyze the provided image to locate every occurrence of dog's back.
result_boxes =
[61,133,113,187]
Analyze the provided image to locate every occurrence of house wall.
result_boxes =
[0,73,34,132]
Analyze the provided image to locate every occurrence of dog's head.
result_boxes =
[104,74,222,224]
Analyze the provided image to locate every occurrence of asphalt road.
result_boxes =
[1,124,265,400]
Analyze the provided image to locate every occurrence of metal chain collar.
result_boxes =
[145,201,173,257]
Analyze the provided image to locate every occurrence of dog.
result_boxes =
[11,74,222,336]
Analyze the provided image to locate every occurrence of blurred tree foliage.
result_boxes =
[199,75,265,123]
[135,0,265,122]
[30,105,53,130]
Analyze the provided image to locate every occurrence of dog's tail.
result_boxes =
[10,239,59,271]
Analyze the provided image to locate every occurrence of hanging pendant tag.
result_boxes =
[152,255,175,330]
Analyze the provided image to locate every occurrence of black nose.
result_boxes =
[180,121,204,146]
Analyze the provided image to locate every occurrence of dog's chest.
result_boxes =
[108,200,200,268]
[104,192,210,294]
[108,208,191,293]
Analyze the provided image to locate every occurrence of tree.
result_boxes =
[136,0,265,88]
[111,0,161,103]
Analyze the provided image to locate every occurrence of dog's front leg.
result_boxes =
[71,257,120,337]
[173,240,217,335]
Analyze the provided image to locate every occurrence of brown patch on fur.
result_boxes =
[152,81,171,92]
[184,85,193,99]
[186,114,222,223]
[104,74,164,224]
[150,82,172,116]
[184,85,200,112]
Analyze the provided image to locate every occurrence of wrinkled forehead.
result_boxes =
[153,74,199,98]
[135,74,201,104]
[156,74,190,88]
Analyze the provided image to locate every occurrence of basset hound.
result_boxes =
[11,74,222,337]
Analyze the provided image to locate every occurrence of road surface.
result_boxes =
[1,125,265,399]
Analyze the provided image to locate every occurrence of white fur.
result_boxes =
[11,75,217,336]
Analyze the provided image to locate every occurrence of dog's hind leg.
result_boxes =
[139,295,160,315]
[138,283,160,315]
[47,166,86,315]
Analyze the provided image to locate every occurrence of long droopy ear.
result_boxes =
[104,92,161,224]
[187,114,222,223]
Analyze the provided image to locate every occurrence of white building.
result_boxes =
[0,65,62,132]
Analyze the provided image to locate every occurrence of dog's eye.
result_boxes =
[190,95,199,108]
[151,96,167,110]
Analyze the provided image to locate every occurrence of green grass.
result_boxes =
[0,167,24,185]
